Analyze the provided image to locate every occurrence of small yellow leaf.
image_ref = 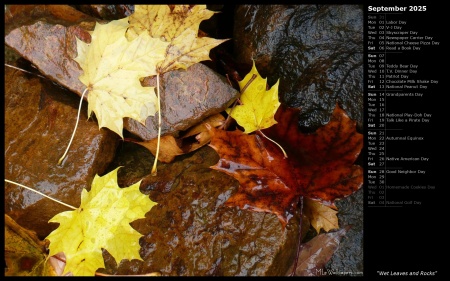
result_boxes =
[127,5,229,74]
[227,61,281,133]
[304,198,339,233]
[45,167,157,276]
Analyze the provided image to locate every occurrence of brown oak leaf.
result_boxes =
[304,198,339,234]
[208,104,363,227]
[288,226,350,276]
[128,114,224,163]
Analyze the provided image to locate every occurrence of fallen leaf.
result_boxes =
[128,114,225,163]
[264,104,363,204]
[128,135,184,163]
[180,113,225,152]
[209,104,362,227]
[227,60,280,133]
[127,5,229,73]
[304,198,339,233]
[45,167,157,276]
[181,114,225,139]
[289,226,349,276]
[5,214,57,276]
[74,18,169,138]
[208,127,297,226]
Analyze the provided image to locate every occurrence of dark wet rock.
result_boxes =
[4,65,119,239]
[101,146,301,276]
[105,141,155,188]
[5,5,239,141]
[325,188,363,275]
[71,5,133,20]
[128,63,239,141]
[233,5,363,131]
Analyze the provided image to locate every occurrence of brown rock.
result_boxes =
[4,5,94,35]
[126,63,238,141]
[5,5,94,97]
[4,65,119,239]
[101,146,301,276]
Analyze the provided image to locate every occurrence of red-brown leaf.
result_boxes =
[208,104,362,227]
[264,104,363,203]
[209,128,299,225]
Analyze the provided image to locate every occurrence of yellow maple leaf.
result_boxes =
[227,61,281,134]
[304,198,339,233]
[127,5,229,73]
[45,167,157,276]
[74,18,169,138]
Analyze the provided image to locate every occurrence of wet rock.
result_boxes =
[105,141,155,188]
[5,5,239,141]
[4,5,94,35]
[127,63,238,141]
[4,5,94,97]
[4,65,119,239]
[71,5,133,20]
[101,146,301,276]
[233,5,363,131]
[325,188,364,275]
